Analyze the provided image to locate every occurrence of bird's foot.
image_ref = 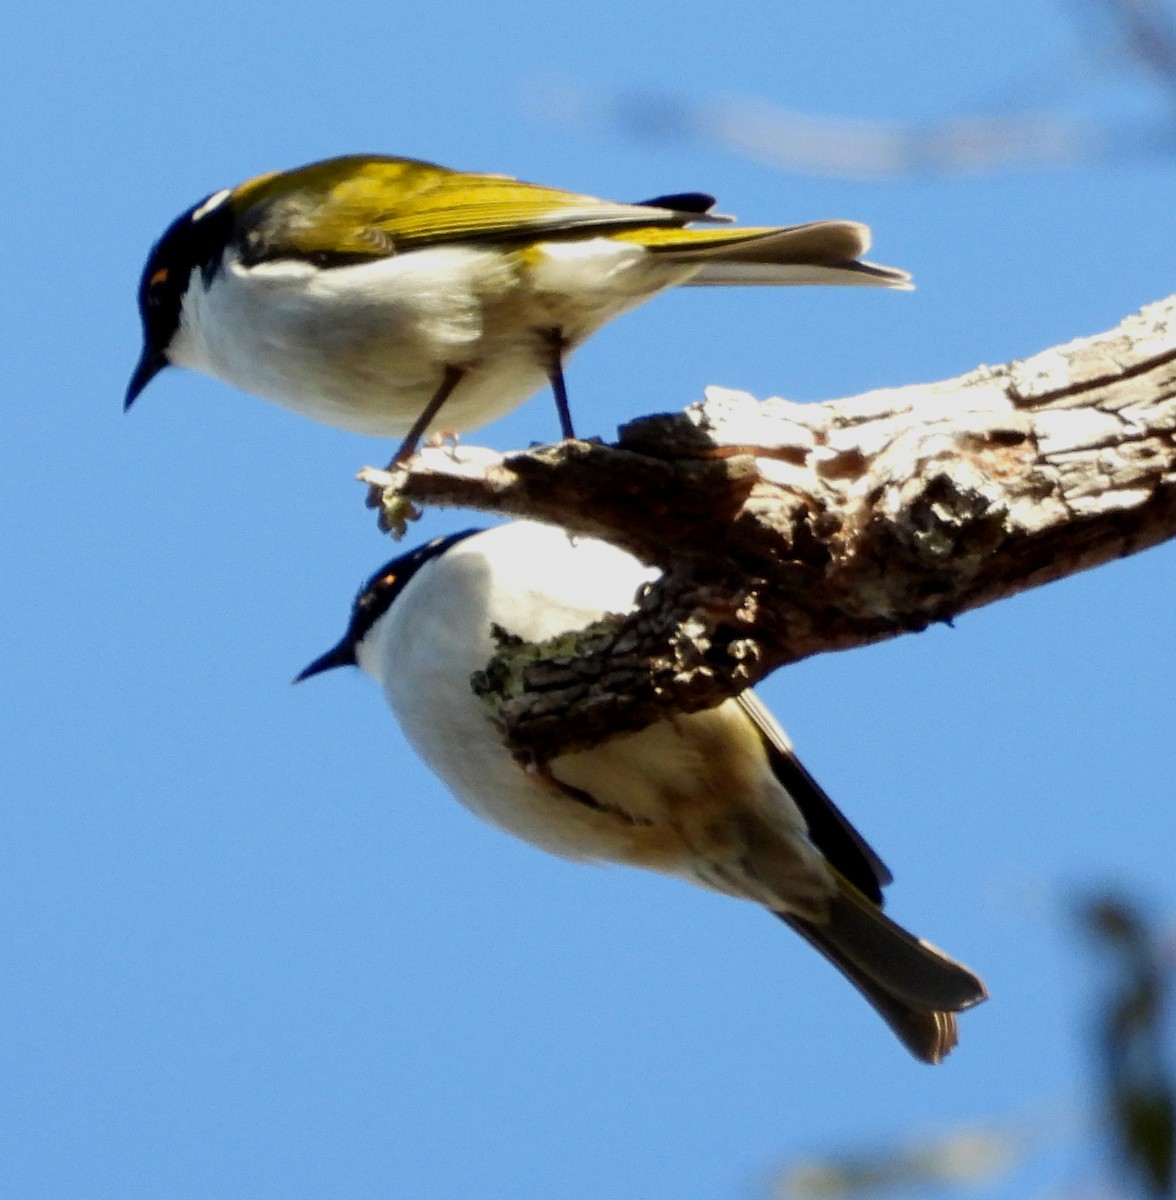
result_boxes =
[359,464,421,539]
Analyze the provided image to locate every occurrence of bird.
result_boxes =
[126,154,911,462]
[297,520,986,1062]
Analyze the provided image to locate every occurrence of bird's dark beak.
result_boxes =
[124,347,168,410]
[294,639,358,683]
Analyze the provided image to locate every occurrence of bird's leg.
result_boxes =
[365,365,467,532]
[388,364,467,467]
[539,327,576,441]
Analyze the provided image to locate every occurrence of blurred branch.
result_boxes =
[532,88,1143,178]
[773,1117,1045,1199]
[528,2,1176,178]
[1074,0,1176,103]
[364,292,1176,760]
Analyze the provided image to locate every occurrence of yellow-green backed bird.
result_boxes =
[127,154,911,459]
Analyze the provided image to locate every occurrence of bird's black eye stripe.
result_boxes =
[345,528,484,647]
[136,190,237,354]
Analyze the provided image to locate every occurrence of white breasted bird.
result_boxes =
[127,154,911,460]
[297,521,986,1063]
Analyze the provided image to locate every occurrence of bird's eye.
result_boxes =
[150,267,169,288]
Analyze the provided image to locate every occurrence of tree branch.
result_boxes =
[362,293,1176,761]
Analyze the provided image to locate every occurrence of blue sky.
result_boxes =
[3,3,1174,1197]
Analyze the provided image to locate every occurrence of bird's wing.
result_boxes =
[736,691,894,902]
[231,155,720,264]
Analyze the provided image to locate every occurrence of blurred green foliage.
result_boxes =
[1083,895,1175,1198]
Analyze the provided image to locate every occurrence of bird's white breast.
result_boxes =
[357,524,662,859]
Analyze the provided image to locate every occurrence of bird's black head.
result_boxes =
[125,187,236,410]
[295,529,483,682]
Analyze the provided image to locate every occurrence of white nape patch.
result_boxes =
[191,188,231,222]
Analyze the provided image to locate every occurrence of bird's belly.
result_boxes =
[395,693,690,869]
[382,628,689,868]
[176,240,694,439]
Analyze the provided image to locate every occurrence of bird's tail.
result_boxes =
[615,220,912,289]
[778,883,987,1064]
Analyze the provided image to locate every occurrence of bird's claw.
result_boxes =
[358,465,421,539]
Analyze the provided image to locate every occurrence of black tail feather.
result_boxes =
[777,887,987,1065]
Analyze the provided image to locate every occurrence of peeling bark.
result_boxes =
[361,293,1176,761]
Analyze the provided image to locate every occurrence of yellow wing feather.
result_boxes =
[230,155,703,260]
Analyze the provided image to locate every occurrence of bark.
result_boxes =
[362,293,1176,761]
